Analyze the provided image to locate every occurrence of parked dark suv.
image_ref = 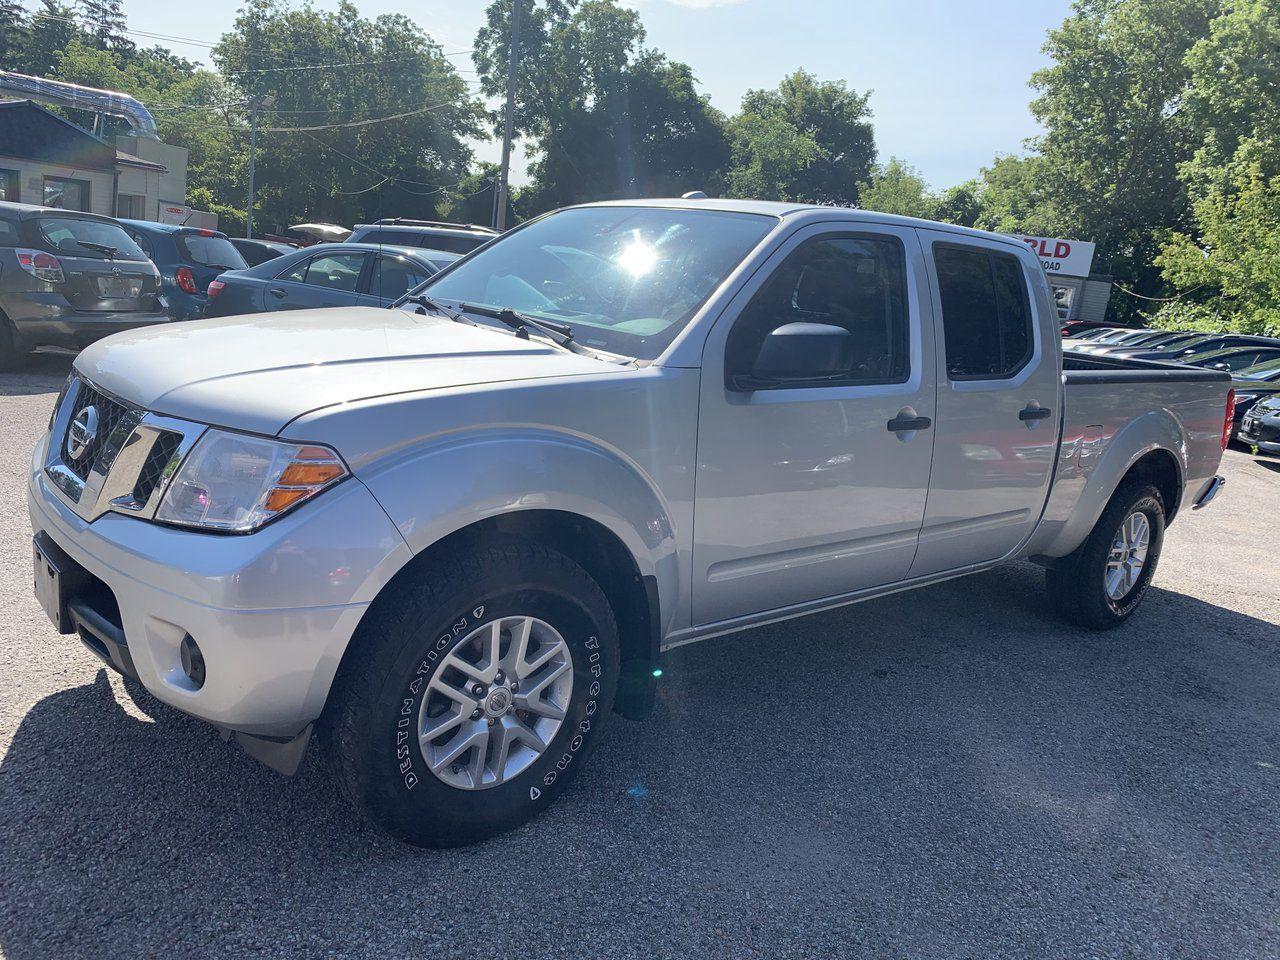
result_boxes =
[347,218,497,255]
[120,219,248,321]
[0,201,166,366]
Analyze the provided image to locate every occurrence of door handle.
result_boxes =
[887,414,932,433]
[1019,405,1052,421]
[268,287,286,299]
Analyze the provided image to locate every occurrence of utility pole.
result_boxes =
[245,95,275,239]
[493,0,523,231]
[246,100,260,239]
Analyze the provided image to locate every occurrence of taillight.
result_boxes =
[207,279,225,298]
[14,248,64,283]
[175,266,198,294]
[1222,388,1236,450]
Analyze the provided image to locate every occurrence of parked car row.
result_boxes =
[1064,324,1280,448]
[0,200,493,367]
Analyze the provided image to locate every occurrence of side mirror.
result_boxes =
[735,322,852,390]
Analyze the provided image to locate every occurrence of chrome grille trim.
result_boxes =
[44,375,206,523]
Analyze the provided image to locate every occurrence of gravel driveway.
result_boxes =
[1,354,1278,959]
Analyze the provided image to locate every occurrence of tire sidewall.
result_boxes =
[360,564,617,845]
[1096,489,1165,622]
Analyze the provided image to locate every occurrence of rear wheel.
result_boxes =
[1046,480,1166,630]
[0,316,26,371]
[321,540,619,847]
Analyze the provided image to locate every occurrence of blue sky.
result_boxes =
[36,0,1076,189]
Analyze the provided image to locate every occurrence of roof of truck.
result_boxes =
[575,197,1029,250]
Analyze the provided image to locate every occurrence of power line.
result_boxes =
[27,12,474,69]
[257,103,460,132]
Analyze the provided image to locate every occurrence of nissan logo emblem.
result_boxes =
[66,405,99,462]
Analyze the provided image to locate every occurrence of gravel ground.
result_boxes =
[1,353,1278,959]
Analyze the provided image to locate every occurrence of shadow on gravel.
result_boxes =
[0,355,74,398]
[2,565,1279,958]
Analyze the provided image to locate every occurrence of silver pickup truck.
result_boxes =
[28,199,1234,847]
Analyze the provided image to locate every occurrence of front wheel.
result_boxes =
[1046,480,1166,630]
[322,541,619,847]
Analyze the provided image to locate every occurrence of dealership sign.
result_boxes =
[1015,235,1096,277]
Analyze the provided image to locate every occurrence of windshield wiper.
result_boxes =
[402,293,474,325]
[76,240,118,258]
[460,303,574,345]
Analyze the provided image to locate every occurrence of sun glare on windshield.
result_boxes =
[614,236,659,278]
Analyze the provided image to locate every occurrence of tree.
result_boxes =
[22,0,80,76]
[1153,0,1280,335]
[0,0,29,70]
[214,0,482,231]
[726,70,874,204]
[1027,0,1221,317]
[474,0,728,212]
[79,0,134,53]
[857,159,936,219]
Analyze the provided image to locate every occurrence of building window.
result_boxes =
[0,169,17,202]
[116,194,146,219]
[43,176,91,212]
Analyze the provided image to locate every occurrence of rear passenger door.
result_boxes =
[908,232,1062,578]
[267,251,369,310]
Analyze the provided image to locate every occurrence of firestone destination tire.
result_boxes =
[322,540,619,847]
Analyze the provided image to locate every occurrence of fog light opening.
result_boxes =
[179,634,206,689]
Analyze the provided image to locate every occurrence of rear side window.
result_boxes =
[179,233,247,270]
[421,232,486,254]
[934,244,1034,380]
[0,218,19,246]
[301,252,366,291]
[726,233,910,387]
[356,229,414,246]
[369,256,427,300]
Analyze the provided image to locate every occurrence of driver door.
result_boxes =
[692,224,938,626]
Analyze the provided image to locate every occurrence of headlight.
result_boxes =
[156,429,347,532]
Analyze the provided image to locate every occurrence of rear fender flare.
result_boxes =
[1040,409,1186,559]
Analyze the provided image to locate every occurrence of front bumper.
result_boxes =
[1238,416,1280,453]
[28,435,412,741]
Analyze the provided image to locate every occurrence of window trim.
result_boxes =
[724,230,913,392]
[932,240,1036,383]
[367,254,426,299]
[42,175,91,212]
[0,168,18,203]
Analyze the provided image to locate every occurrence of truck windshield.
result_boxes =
[414,206,776,360]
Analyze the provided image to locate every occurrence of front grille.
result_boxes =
[130,431,182,504]
[63,384,130,481]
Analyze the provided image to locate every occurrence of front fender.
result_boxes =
[357,427,681,634]
[1035,409,1186,559]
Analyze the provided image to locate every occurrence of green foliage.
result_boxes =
[1026,0,1220,320]
[474,0,728,213]
[213,0,482,233]
[1154,0,1280,336]
[857,159,936,219]
[725,70,874,205]
[0,0,30,69]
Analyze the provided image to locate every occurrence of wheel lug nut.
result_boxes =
[470,708,482,720]
[487,717,495,726]
[472,683,485,696]
[495,671,505,684]
[509,681,518,693]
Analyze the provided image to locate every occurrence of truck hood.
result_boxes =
[75,307,627,435]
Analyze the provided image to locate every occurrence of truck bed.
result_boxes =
[1028,349,1232,559]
